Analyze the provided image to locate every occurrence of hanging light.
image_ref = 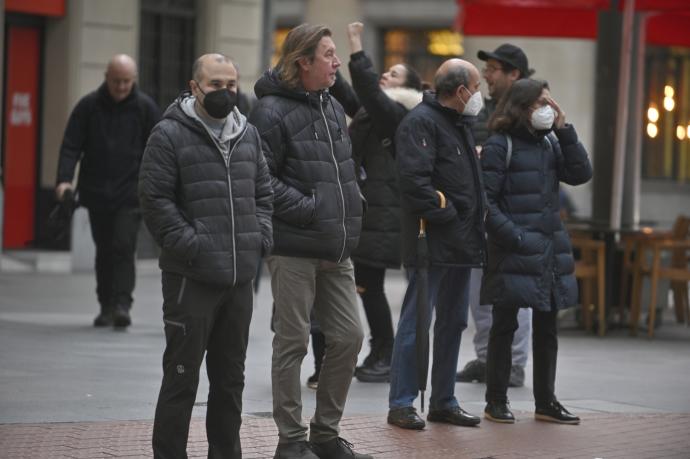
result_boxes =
[664,85,674,98]
[677,125,687,140]
[647,122,659,138]
[647,104,659,122]
[664,96,675,111]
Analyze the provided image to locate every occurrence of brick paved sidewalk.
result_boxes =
[2,412,689,459]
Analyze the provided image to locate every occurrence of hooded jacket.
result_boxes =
[479,124,592,310]
[330,51,422,269]
[57,83,160,210]
[395,92,487,268]
[139,95,273,287]
[249,70,362,262]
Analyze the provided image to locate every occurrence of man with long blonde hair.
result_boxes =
[250,24,372,459]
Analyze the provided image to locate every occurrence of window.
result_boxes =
[642,47,690,183]
[139,0,196,109]
[382,29,464,87]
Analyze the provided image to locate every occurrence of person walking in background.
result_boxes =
[250,24,371,459]
[328,21,423,383]
[480,78,592,425]
[387,58,486,431]
[55,54,160,329]
[457,43,534,388]
[140,53,273,458]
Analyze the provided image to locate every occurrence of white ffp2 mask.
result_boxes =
[531,105,555,130]
[462,90,484,117]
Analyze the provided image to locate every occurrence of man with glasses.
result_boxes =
[456,43,535,388]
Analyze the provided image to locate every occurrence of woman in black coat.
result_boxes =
[328,22,423,383]
[479,79,592,425]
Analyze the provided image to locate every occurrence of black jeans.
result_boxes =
[485,306,558,406]
[88,207,141,309]
[152,273,253,459]
[354,263,394,345]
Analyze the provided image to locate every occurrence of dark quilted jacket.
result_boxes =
[479,124,592,310]
[330,51,422,269]
[139,96,273,287]
[395,92,487,268]
[249,70,362,262]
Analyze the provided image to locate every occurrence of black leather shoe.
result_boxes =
[355,359,390,383]
[427,406,481,427]
[535,400,580,425]
[484,401,515,424]
[456,359,486,383]
[93,308,113,327]
[387,406,425,430]
[112,305,131,328]
[274,441,319,459]
[311,437,373,459]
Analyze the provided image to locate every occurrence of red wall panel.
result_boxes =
[5,0,65,17]
[3,27,41,248]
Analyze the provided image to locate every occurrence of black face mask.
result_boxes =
[196,82,237,118]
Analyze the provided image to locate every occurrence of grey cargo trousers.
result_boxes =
[267,255,364,444]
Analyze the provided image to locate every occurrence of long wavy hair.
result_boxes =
[275,24,332,89]
[489,78,549,133]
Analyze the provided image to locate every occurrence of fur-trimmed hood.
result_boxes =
[383,87,423,111]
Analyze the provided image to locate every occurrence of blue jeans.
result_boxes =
[389,266,471,410]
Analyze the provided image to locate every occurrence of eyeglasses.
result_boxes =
[482,65,503,74]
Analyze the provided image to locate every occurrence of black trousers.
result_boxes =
[152,273,253,459]
[354,263,394,345]
[88,207,140,309]
[485,306,558,406]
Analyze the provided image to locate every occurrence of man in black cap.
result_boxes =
[456,43,534,388]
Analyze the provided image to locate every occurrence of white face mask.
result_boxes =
[461,88,484,117]
[531,105,555,130]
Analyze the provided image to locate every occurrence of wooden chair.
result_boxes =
[571,236,607,336]
[629,215,690,338]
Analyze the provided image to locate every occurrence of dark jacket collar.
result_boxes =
[97,82,139,107]
[422,91,476,127]
[510,123,552,142]
[254,69,330,105]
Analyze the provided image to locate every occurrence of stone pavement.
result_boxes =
[2,412,690,458]
[1,257,689,458]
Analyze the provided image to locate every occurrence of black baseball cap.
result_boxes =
[477,44,533,78]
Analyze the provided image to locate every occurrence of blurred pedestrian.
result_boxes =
[55,54,159,328]
[329,21,423,384]
[387,58,486,431]
[480,78,592,425]
[139,53,273,458]
[457,43,534,388]
[250,24,371,459]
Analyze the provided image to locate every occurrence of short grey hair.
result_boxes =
[191,54,235,81]
[434,66,470,98]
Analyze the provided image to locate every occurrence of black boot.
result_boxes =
[93,305,113,327]
[112,304,131,328]
[355,340,391,382]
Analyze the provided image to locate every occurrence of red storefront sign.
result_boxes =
[3,27,41,248]
[456,0,690,47]
[5,0,65,16]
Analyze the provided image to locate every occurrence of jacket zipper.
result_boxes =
[176,277,187,304]
[462,130,486,267]
[225,127,248,287]
[163,318,186,336]
[319,92,347,263]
